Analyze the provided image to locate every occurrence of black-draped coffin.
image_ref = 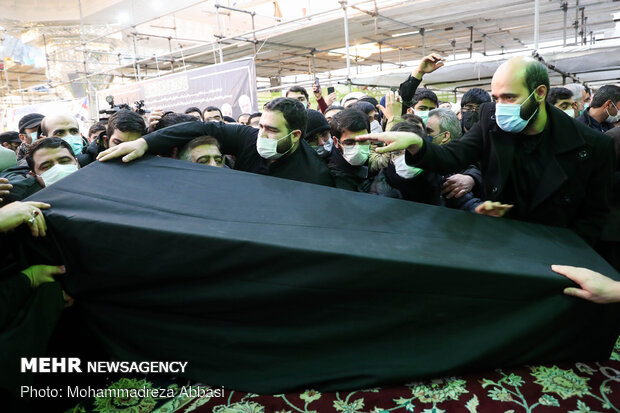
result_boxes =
[10,156,620,393]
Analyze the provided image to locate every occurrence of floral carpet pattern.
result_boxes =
[67,338,620,413]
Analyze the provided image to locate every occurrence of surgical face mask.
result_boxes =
[563,108,575,118]
[461,111,479,131]
[256,130,294,160]
[342,143,370,166]
[429,131,448,145]
[606,103,620,123]
[40,163,78,187]
[370,120,383,134]
[495,89,538,133]
[323,136,333,153]
[393,154,422,179]
[30,131,38,144]
[415,110,430,124]
[63,134,84,156]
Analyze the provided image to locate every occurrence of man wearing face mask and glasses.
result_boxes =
[97,98,334,187]
[359,57,615,246]
[458,88,492,133]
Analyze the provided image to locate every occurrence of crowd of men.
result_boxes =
[1,53,620,336]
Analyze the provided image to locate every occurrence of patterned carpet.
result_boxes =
[66,338,620,413]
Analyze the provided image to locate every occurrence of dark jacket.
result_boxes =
[0,166,42,205]
[144,121,334,187]
[407,102,615,245]
[398,75,422,113]
[327,149,371,192]
[576,108,615,133]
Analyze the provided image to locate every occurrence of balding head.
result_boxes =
[41,114,79,138]
[492,57,549,99]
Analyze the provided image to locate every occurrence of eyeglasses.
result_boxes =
[461,104,480,112]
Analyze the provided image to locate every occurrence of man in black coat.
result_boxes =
[361,57,615,246]
[98,98,334,188]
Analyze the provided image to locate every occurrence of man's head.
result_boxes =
[18,113,44,145]
[26,137,79,187]
[40,114,84,155]
[589,85,620,124]
[105,109,146,149]
[154,113,199,131]
[185,107,204,120]
[401,113,425,130]
[0,131,22,152]
[547,87,576,117]
[330,108,371,166]
[426,108,462,145]
[88,122,107,143]
[350,101,379,123]
[459,88,492,131]
[409,88,438,123]
[179,136,225,167]
[248,112,262,129]
[203,106,223,122]
[237,113,251,125]
[285,86,310,109]
[491,56,549,133]
[564,83,588,113]
[256,98,307,160]
[324,105,344,123]
[305,109,332,147]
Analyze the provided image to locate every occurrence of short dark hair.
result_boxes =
[461,88,492,107]
[106,109,146,138]
[591,85,620,109]
[26,137,75,172]
[154,113,200,131]
[202,106,222,117]
[330,108,370,139]
[0,131,20,144]
[88,121,106,137]
[325,105,344,114]
[263,98,308,140]
[185,107,203,119]
[411,88,438,108]
[237,113,251,122]
[524,60,550,96]
[248,112,262,123]
[358,96,379,107]
[350,101,376,115]
[180,136,221,161]
[546,87,574,105]
[389,121,426,139]
[401,113,424,126]
[286,86,309,100]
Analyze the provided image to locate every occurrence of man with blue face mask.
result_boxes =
[40,114,88,166]
[97,98,334,187]
[15,113,44,164]
[359,56,615,246]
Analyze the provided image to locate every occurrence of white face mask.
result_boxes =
[30,131,38,143]
[256,130,294,160]
[370,120,383,133]
[63,134,84,156]
[393,154,423,179]
[562,108,575,118]
[342,144,370,166]
[323,136,333,153]
[40,163,78,187]
[606,103,620,123]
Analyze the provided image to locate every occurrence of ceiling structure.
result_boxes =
[0,0,618,106]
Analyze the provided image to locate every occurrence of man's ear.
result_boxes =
[1,142,9,149]
[535,85,547,103]
[292,129,302,144]
[441,131,451,145]
[406,107,414,114]
[333,137,342,150]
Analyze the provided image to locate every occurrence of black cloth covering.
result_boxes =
[11,156,620,394]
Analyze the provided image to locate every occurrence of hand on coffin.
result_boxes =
[0,178,12,204]
[474,201,513,217]
[0,201,50,237]
[97,138,148,163]
[442,174,475,199]
[21,265,66,289]
[552,265,620,304]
